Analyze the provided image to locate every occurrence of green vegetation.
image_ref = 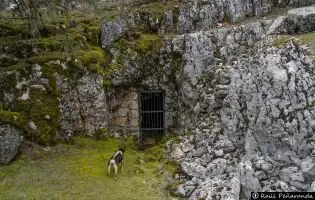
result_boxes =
[273,32,315,59]
[171,53,183,75]
[136,1,180,18]
[0,0,180,145]
[0,110,25,128]
[296,32,315,58]
[273,35,292,48]
[0,137,177,200]
[11,86,60,145]
[94,128,110,140]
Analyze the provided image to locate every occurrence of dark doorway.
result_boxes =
[139,90,165,149]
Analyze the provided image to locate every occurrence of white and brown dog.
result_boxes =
[107,147,125,178]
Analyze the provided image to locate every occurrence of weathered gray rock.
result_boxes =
[101,17,128,48]
[0,124,23,165]
[214,137,235,153]
[170,143,186,161]
[267,6,315,34]
[279,167,299,184]
[277,180,289,191]
[189,174,241,200]
[290,180,309,190]
[301,157,315,181]
[255,171,268,181]
[309,181,315,192]
[240,161,261,199]
[290,172,305,183]
[169,14,315,198]
[181,161,207,179]
[178,0,271,33]
[57,73,108,138]
[274,0,315,7]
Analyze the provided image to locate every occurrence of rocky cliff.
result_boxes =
[1,1,315,199]
[166,5,315,200]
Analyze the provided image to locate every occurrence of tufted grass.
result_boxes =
[296,32,315,58]
[0,137,176,200]
[273,32,315,59]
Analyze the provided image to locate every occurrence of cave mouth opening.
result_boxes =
[139,90,165,149]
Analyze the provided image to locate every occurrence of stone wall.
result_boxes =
[107,88,139,136]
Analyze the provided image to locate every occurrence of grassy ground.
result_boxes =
[0,137,177,200]
[296,32,315,58]
[273,32,315,59]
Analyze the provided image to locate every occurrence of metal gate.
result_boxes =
[139,90,165,148]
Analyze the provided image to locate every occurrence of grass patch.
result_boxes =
[0,137,175,200]
[136,1,180,18]
[273,35,292,48]
[273,32,315,59]
[296,32,315,58]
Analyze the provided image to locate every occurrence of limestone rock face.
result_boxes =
[178,0,315,34]
[274,0,315,7]
[101,17,128,48]
[57,73,108,138]
[173,21,270,129]
[168,9,315,198]
[268,6,315,34]
[178,0,271,33]
[0,124,23,165]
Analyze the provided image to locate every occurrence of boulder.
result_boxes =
[301,157,315,181]
[0,124,24,165]
[240,161,261,199]
[267,6,315,34]
[101,17,128,48]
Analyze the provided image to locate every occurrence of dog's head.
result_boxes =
[119,146,125,153]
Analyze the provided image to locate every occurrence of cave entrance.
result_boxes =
[139,90,165,149]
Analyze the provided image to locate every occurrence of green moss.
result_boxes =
[11,86,60,145]
[135,34,162,52]
[79,49,104,65]
[75,47,114,76]
[1,65,61,145]
[167,180,185,197]
[137,1,180,19]
[109,33,163,77]
[84,26,100,45]
[273,36,291,48]
[0,19,29,37]
[32,36,67,52]
[72,33,86,42]
[164,161,181,174]
[0,62,32,73]
[171,53,183,74]
[103,78,112,91]
[0,55,18,68]
[144,145,165,162]
[223,14,231,23]
[114,33,162,53]
[0,110,26,128]
[27,52,67,65]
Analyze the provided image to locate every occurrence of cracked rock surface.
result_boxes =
[167,7,315,198]
[0,124,23,165]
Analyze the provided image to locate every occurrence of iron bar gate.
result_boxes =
[139,90,165,149]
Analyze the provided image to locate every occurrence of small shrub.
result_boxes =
[94,128,109,140]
